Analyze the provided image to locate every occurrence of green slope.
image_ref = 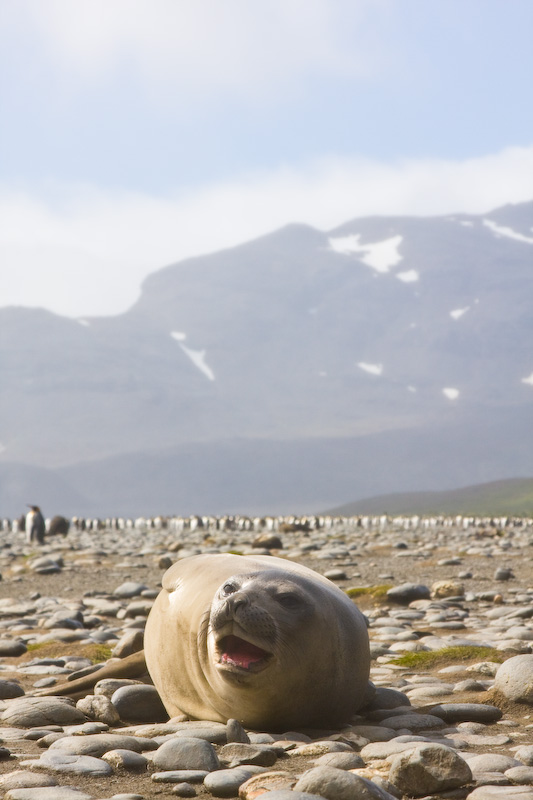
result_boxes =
[324,477,533,517]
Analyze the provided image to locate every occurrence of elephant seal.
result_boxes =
[143,553,371,730]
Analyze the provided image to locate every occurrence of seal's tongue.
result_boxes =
[219,635,268,670]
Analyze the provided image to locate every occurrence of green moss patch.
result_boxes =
[389,645,504,669]
[345,584,393,599]
[24,642,113,664]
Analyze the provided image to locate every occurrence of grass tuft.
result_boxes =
[91,644,113,663]
[389,645,504,669]
[345,584,393,599]
[26,642,47,653]
[24,642,113,663]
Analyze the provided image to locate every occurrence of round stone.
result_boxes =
[494,655,533,703]
[113,582,149,598]
[152,771,208,783]
[226,718,250,744]
[514,746,533,766]
[0,681,25,700]
[294,765,395,800]
[30,751,113,776]
[466,787,533,798]
[388,743,472,795]
[172,783,197,797]
[466,754,522,774]
[0,771,58,790]
[4,789,94,800]
[0,640,27,658]
[76,694,120,726]
[252,535,283,550]
[204,767,256,797]
[313,752,365,769]
[257,793,325,800]
[379,713,444,731]
[111,684,169,723]
[429,703,503,723]
[111,630,145,658]
[152,737,220,772]
[494,568,514,581]
[323,569,348,581]
[238,770,296,800]
[101,749,148,771]
[94,678,144,699]
[386,583,430,603]
[1,697,86,727]
[431,580,465,598]
[48,733,157,756]
[505,766,533,784]
[218,743,277,767]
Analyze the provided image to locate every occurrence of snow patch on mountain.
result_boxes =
[179,344,215,381]
[522,373,533,386]
[329,234,403,273]
[483,219,533,245]
[443,388,460,400]
[358,362,383,376]
[171,332,215,380]
[77,319,90,326]
[450,307,470,320]
[397,270,419,283]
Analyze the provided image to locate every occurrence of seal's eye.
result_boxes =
[275,592,302,609]
[221,582,238,596]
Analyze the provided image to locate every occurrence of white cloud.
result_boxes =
[2,0,386,100]
[1,145,533,317]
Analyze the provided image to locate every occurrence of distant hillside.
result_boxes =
[323,477,533,517]
[1,408,532,520]
[1,200,532,516]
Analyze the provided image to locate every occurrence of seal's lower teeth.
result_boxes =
[220,635,268,669]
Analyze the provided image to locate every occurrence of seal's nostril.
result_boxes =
[231,593,248,611]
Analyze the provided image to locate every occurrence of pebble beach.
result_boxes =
[0,514,532,800]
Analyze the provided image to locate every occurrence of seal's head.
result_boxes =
[207,569,316,679]
[144,553,371,730]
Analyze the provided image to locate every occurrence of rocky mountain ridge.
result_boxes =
[1,201,532,516]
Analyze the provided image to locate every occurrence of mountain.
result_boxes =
[1,201,532,518]
[323,477,533,517]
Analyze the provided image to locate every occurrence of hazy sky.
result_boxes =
[2,0,532,317]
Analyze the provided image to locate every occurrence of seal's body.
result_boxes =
[144,553,370,730]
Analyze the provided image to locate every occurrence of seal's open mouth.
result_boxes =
[218,635,271,672]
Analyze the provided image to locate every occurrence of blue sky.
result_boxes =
[1,0,532,317]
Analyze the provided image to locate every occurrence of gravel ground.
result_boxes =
[0,517,530,800]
